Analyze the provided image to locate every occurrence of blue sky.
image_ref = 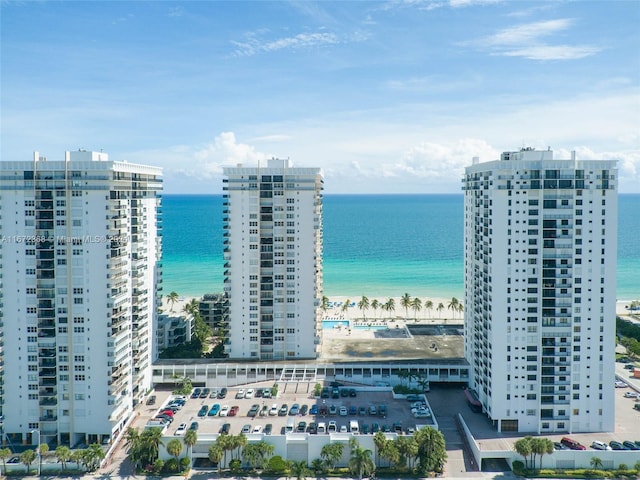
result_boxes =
[2,0,639,193]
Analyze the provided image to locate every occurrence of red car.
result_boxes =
[160,409,174,417]
[229,405,239,416]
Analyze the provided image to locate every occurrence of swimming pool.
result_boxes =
[352,324,389,331]
[322,320,349,329]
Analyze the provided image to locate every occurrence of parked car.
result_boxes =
[289,403,300,415]
[191,388,201,399]
[235,389,245,399]
[218,387,228,399]
[198,405,208,417]
[591,441,611,451]
[329,405,338,415]
[210,388,219,398]
[369,405,377,416]
[219,405,230,417]
[307,422,317,434]
[279,404,289,416]
[310,404,319,415]
[241,424,252,434]
[349,405,357,415]
[561,437,586,450]
[609,441,626,450]
[146,395,157,405]
[219,423,231,435]
[300,404,309,416]
[349,388,357,397]
[189,421,199,431]
[269,403,279,416]
[260,404,268,416]
[339,406,348,416]
[328,421,337,432]
[248,404,260,417]
[340,388,349,398]
[201,388,210,398]
[264,423,273,435]
[262,388,272,398]
[175,423,187,436]
[340,425,348,433]
[372,422,380,433]
[361,424,369,434]
[623,441,639,450]
[624,391,639,398]
[229,406,239,416]
[245,389,255,399]
[252,425,263,433]
[208,404,221,416]
[321,387,330,398]
[358,406,367,416]
[297,421,307,432]
[406,394,421,401]
[615,381,628,388]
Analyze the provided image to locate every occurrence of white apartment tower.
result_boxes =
[222,158,323,360]
[463,148,617,433]
[0,150,162,447]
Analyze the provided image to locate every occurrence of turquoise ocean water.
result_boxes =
[161,194,640,301]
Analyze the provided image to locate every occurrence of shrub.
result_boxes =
[179,457,191,471]
[267,455,288,474]
[512,460,525,476]
[163,458,179,473]
[229,458,242,473]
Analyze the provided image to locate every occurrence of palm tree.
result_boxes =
[320,442,344,471]
[84,444,105,471]
[411,297,422,321]
[166,439,183,471]
[590,456,603,470]
[311,458,326,475]
[448,297,459,319]
[184,428,198,461]
[232,433,247,460]
[55,446,71,471]
[70,450,84,470]
[38,442,49,474]
[184,298,199,316]
[167,291,179,312]
[348,444,375,480]
[373,431,387,468]
[0,448,11,475]
[424,299,433,319]
[342,298,351,316]
[371,299,380,319]
[289,459,309,480]
[321,296,330,315]
[358,296,370,320]
[383,298,395,320]
[514,437,533,469]
[436,302,445,319]
[457,302,464,320]
[380,439,400,468]
[20,449,37,473]
[208,443,224,474]
[400,293,412,319]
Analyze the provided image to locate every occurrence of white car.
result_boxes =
[414,409,431,419]
[219,405,230,417]
[252,425,263,433]
[339,425,348,433]
[615,381,628,388]
[245,389,255,399]
[339,406,348,416]
[235,389,245,399]
[624,391,639,398]
[269,403,279,416]
[174,423,187,436]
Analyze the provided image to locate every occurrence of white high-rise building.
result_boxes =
[463,148,617,433]
[222,158,323,360]
[0,150,162,447]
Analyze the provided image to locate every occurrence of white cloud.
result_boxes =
[469,18,602,61]
[231,31,340,57]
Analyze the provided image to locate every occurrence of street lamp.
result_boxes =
[31,429,41,476]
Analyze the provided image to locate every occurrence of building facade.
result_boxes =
[0,150,162,447]
[463,148,617,433]
[198,293,229,331]
[222,158,323,360]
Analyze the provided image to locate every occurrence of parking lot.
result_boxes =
[147,381,435,438]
